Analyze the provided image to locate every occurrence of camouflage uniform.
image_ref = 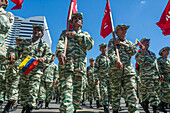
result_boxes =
[19,38,51,108]
[157,47,170,104]
[87,65,100,102]
[135,45,160,107]
[0,3,14,103]
[55,13,94,113]
[94,54,110,106]
[38,62,58,103]
[108,25,138,113]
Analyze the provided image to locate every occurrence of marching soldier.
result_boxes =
[87,58,101,108]
[108,24,139,113]
[135,38,162,113]
[37,54,58,109]
[2,37,24,113]
[157,47,170,113]
[0,0,14,108]
[19,24,52,113]
[55,13,94,113]
[94,43,110,113]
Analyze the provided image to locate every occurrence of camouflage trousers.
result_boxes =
[161,79,170,104]
[0,58,6,102]
[59,70,84,113]
[98,74,109,106]
[110,71,139,113]
[54,84,60,102]
[6,71,20,101]
[20,68,42,107]
[88,83,100,101]
[38,81,53,102]
[140,76,160,106]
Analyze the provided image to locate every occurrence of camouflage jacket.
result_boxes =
[87,66,95,85]
[108,38,137,75]
[42,62,58,83]
[18,38,52,71]
[0,7,14,58]
[135,50,159,78]
[94,54,110,78]
[157,56,170,81]
[56,29,94,74]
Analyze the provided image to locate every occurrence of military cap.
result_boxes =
[159,47,170,55]
[71,13,83,20]
[2,0,8,9]
[16,37,24,40]
[89,58,94,61]
[32,24,44,34]
[140,38,150,44]
[99,43,107,48]
[115,24,130,33]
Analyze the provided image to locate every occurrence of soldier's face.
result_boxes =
[72,16,83,27]
[0,0,8,6]
[142,40,150,49]
[162,49,169,57]
[100,46,107,53]
[16,40,22,45]
[33,28,43,39]
[116,27,127,39]
[90,60,94,66]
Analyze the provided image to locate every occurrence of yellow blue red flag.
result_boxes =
[134,39,141,47]
[19,56,39,75]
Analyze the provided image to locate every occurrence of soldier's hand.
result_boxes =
[86,82,88,86]
[8,54,15,62]
[95,79,98,84]
[115,40,124,46]
[38,58,45,63]
[58,54,66,65]
[116,61,123,71]
[54,80,57,86]
[65,31,76,38]
[0,0,7,7]
[160,74,164,83]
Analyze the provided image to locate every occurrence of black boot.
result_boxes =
[25,105,33,113]
[112,111,118,113]
[45,102,49,109]
[21,106,26,113]
[10,100,17,111]
[96,100,102,108]
[2,101,14,113]
[158,101,167,113]
[152,106,159,113]
[104,105,110,113]
[90,101,93,108]
[141,100,150,113]
[0,101,3,110]
[36,101,43,109]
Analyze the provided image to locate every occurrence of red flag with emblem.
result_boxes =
[67,0,78,30]
[100,0,112,38]
[156,0,170,36]
[11,0,23,10]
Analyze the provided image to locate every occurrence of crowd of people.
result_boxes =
[0,0,170,113]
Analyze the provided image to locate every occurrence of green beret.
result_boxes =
[32,24,44,34]
[2,0,8,9]
[99,43,107,48]
[71,13,83,20]
[115,24,130,33]
[16,37,24,40]
[159,47,170,56]
[89,58,94,61]
[140,38,150,44]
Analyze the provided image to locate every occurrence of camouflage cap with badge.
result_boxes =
[159,47,170,55]
[140,38,150,44]
[115,24,130,35]
[71,13,83,20]
[99,43,107,48]
[89,58,94,61]
[16,37,24,40]
[32,24,44,35]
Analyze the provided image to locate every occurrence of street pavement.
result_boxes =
[0,98,169,113]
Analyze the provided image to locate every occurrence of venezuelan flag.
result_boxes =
[19,56,39,75]
[134,39,141,47]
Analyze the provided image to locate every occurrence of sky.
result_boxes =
[6,0,170,66]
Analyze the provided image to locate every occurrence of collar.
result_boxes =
[0,7,4,12]
[31,38,41,45]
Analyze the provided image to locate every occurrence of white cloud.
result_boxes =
[141,1,146,4]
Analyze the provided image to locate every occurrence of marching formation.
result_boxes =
[0,0,170,113]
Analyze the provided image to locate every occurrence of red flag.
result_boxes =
[156,0,170,36]
[11,0,23,10]
[67,0,78,30]
[100,0,112,38]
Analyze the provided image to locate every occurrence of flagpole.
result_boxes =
[109,11,121,62]
[64,1,74,55]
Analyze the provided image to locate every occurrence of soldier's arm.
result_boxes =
[75,31,94,50]
[135,52,145,65]
[123,41,137,56]
[157,58,164,75]
[108,39,118,63]
[53,64,59,84]
[42,44,52,64]
[94,57,100,79]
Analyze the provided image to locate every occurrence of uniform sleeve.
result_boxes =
[135,52,145,66]
[42,43,52,64]
[108,39,118,63]
[55,31,66,57]
[123,41,137,56]
[157,58,164,75]
[54,65,59,81]
[94,57,100,79]
[75,31,94,51]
